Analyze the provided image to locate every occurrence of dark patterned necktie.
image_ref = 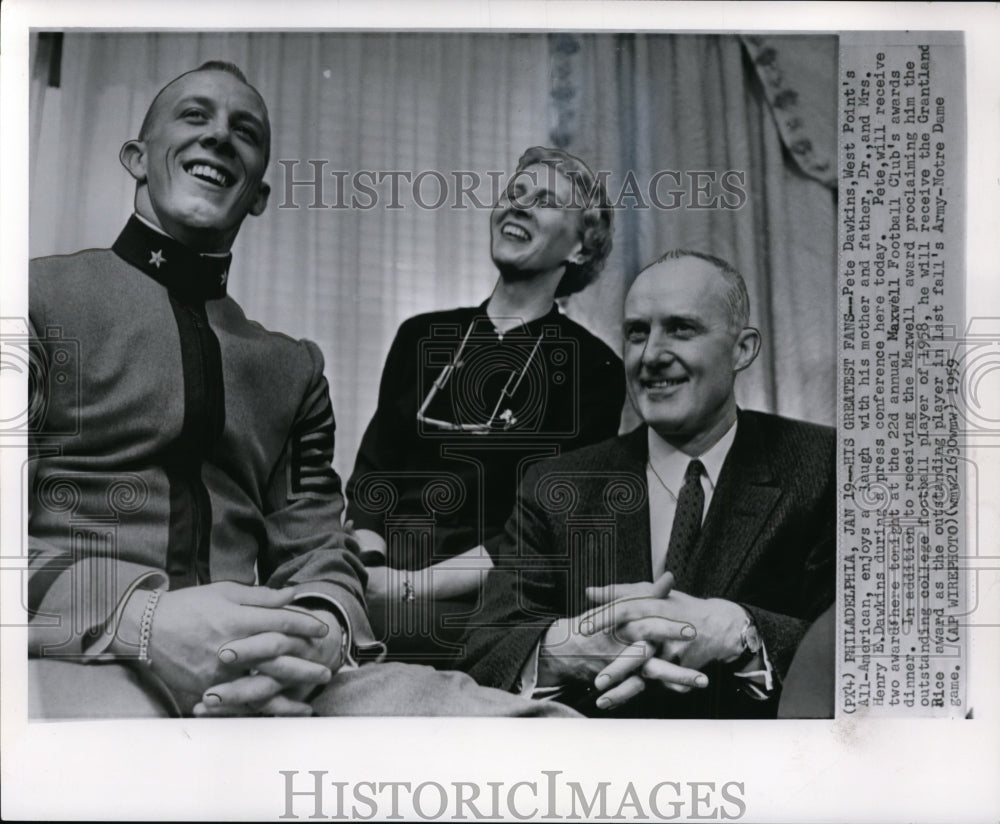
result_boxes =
[665,459,705,590]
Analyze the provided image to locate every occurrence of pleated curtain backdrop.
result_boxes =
[29,31,836,478]
[556,33,837,429]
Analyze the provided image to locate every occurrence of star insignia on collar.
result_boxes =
[149,250,166,268]
[220,269,228,285]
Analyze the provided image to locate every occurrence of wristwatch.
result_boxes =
[730,614,762,671]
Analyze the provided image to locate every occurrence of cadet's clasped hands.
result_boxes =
[134,582,346,717]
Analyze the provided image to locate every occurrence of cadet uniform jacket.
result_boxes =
[28,217,378,661]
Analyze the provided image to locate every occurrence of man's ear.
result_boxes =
[119,140,147,182]
[733,326,761,373]
[248,181,270,217]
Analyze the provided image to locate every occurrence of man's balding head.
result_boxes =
[622,251,760,454]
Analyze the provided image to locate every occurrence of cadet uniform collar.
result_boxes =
[112,215,232,301]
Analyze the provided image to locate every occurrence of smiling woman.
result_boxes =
[490,163,587,284]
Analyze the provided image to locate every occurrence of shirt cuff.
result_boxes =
[515,642,565,701]
[732,640,775,700]
[84,570,168,659]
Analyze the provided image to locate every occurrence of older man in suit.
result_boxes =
[458,250,835,718]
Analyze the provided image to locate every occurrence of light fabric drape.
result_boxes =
[556,34,837,428]
[29,32,836,477]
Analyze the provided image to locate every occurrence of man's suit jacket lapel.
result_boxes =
[595,415,783,593]
[605,426,653,585]
[690,410,783,597]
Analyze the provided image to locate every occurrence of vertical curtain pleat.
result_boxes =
[561,34,836,426]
